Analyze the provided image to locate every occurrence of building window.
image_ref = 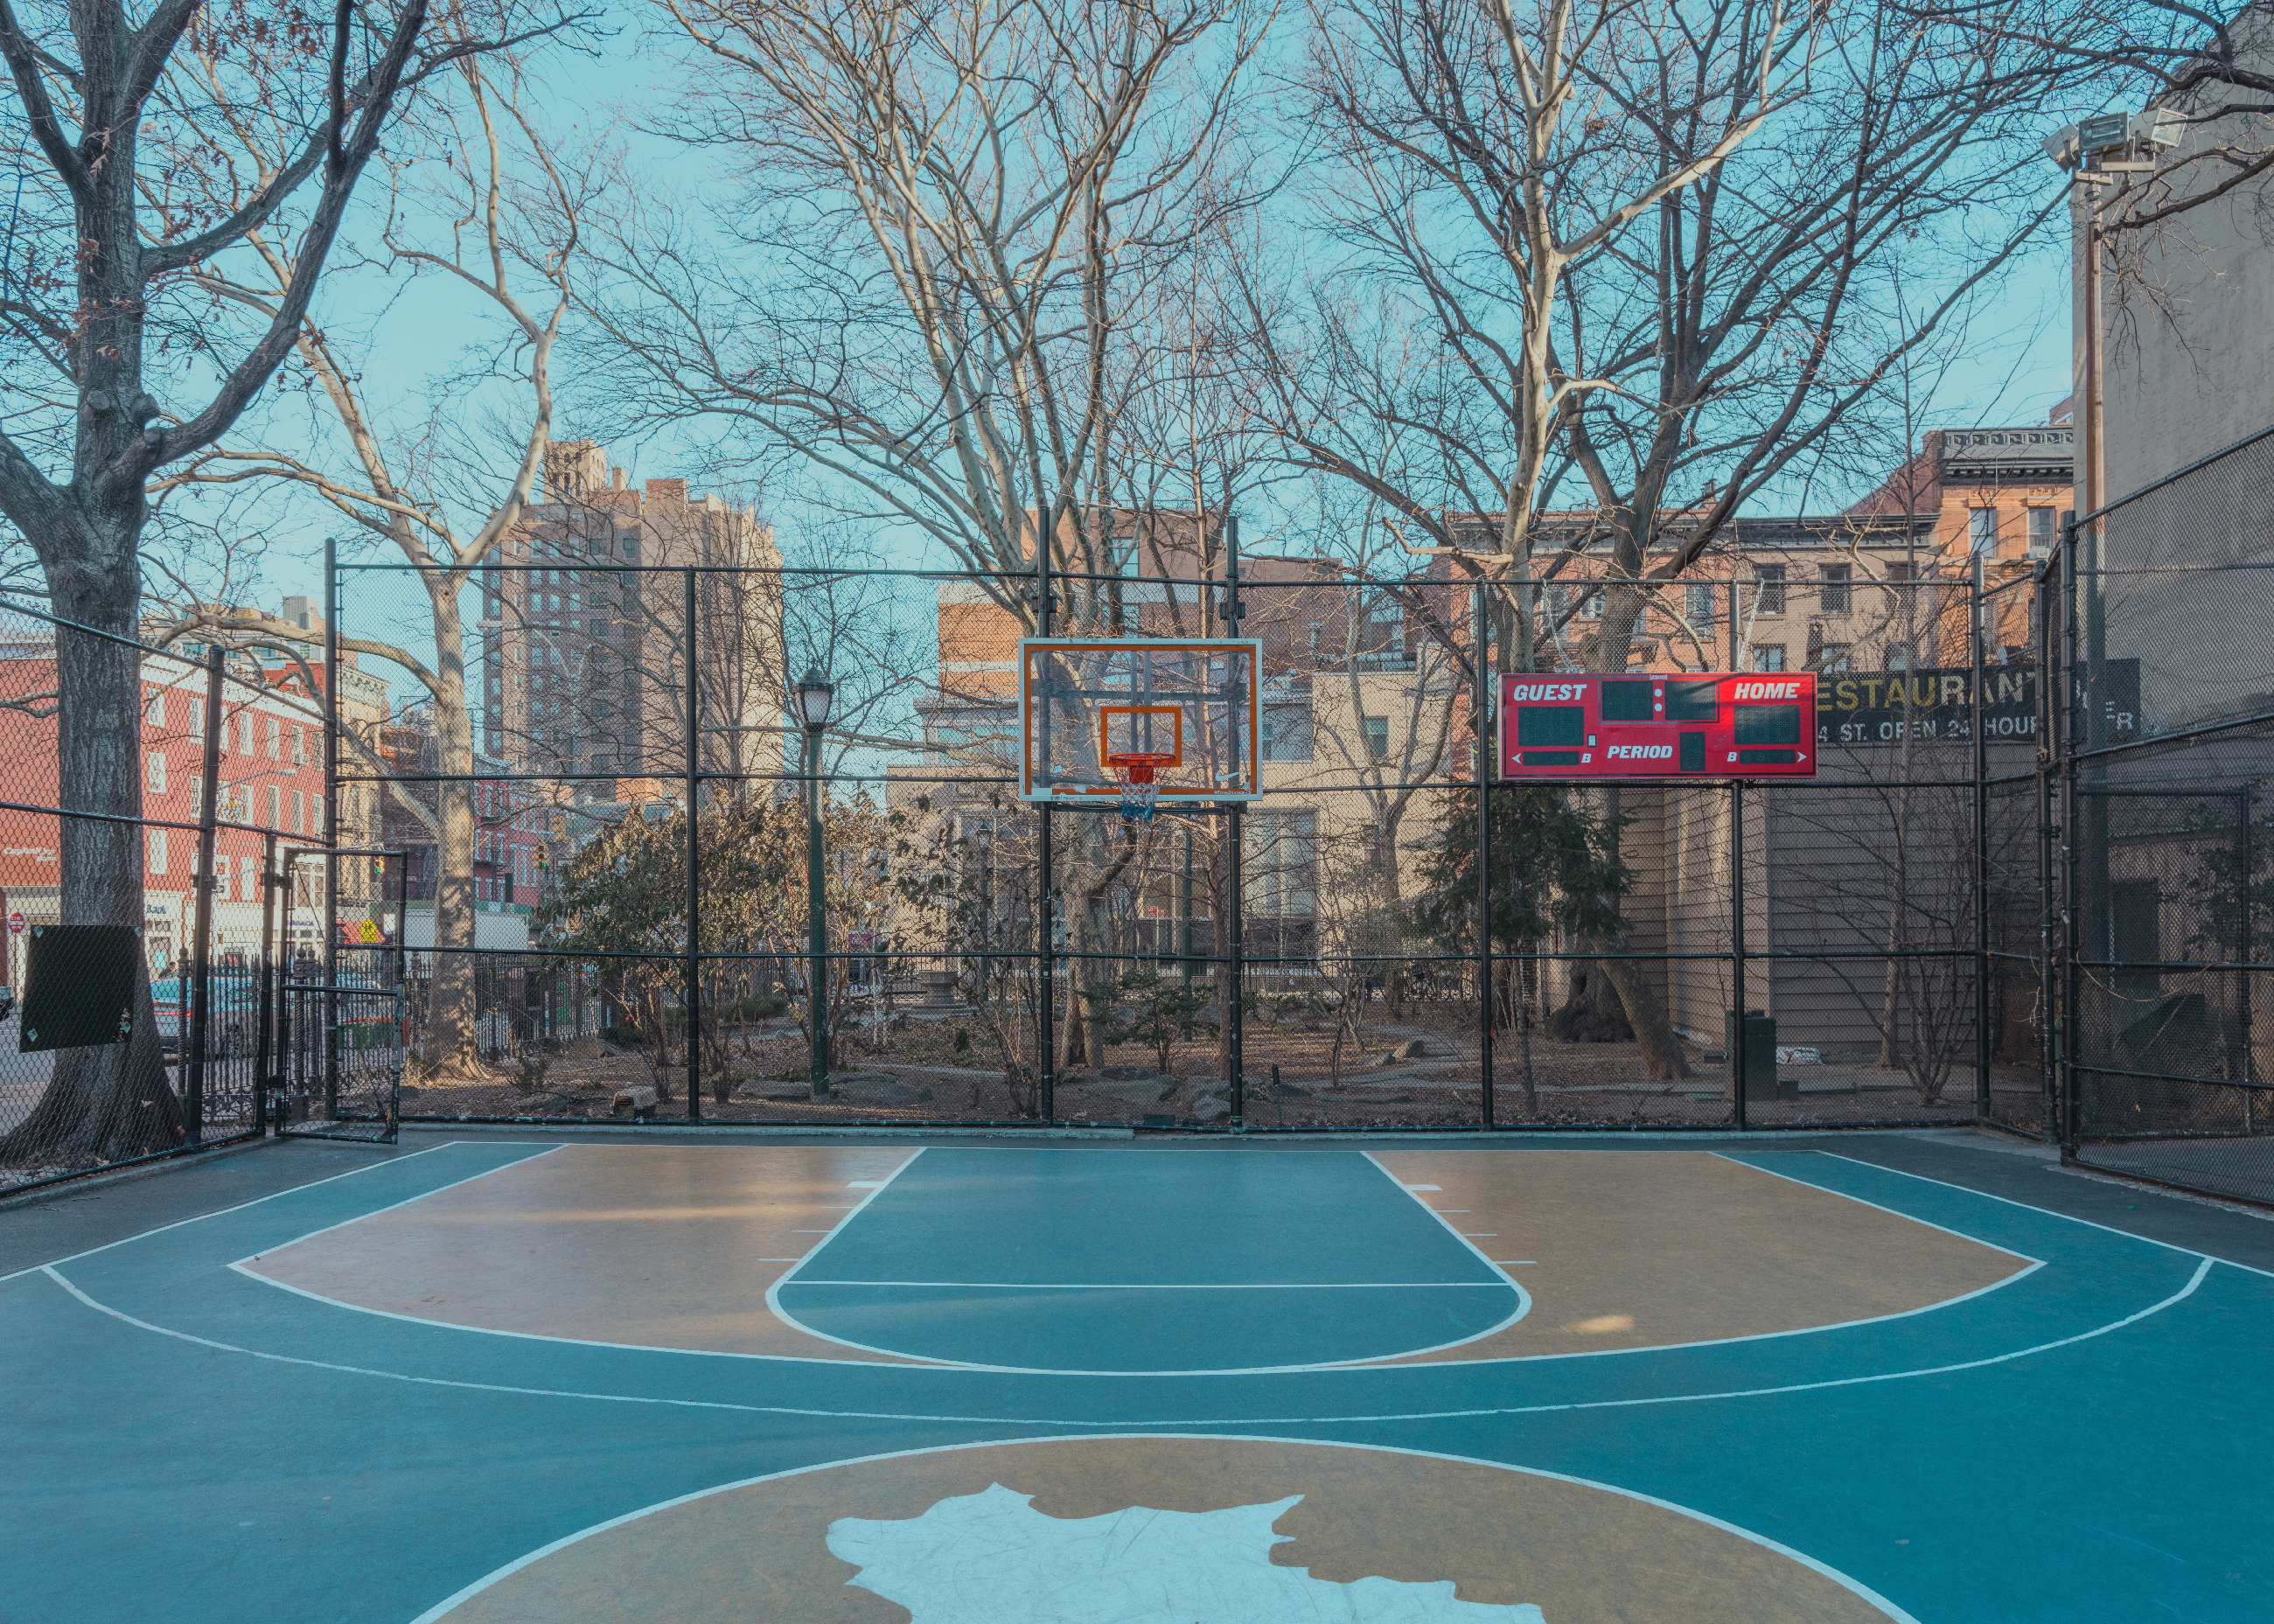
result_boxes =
[149,827,168,875]
[293,728,305,765]
[146,689,165,726]
[148,752,167,794]
[2027,507,2055,556]
[1581,588,1604,619]
[1245,810,1318,918]
[267,785,280,828]
[1364,716,1390,759]
[213,854,231,903]
[1815,643,1851,672]
[312,794,324,835]
[1685,582,1716,626]
[1819,563,1852,614]
[267,716,281,759]
[294,790,305,833]
[1753,645,1787,672]
[1752,566,1785,615]
[1262,695,1315,762]
[1888,643,1913,671]
[189,774,203,809]
[239,712,254,754]
[1969,506,1998,556]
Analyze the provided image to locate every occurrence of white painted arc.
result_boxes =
[399,1436,1925,1624]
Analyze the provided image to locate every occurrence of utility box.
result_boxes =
[1724,1009,1791,1101]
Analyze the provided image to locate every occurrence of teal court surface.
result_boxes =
[4,1132,2271,1622]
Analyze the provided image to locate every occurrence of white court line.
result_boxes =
[38,1251,2208,1448]
[405,1435,1922,1624]
[0,1137,483,1285]
[1706,1153,2041,1268]
[232,1146,568,1271]
[757,1150,1538,1377]
[1815,1150,2274,1282]
[227,1144,943,1370]
[1328,1148,2052,1369]
[784,1280,1528,1291]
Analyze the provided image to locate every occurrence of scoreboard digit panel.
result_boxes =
[1498,673,1817,779]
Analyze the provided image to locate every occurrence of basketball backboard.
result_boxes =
[1019,638,1261,803]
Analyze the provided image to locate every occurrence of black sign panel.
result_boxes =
[1815,661,2138,747]
[19,924,140,1051]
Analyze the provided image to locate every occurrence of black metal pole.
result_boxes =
[1475,581,1495,1128]
[185,645,226,1147]
[1731,776,1747,1131]
[255,830,277,1135]
[2038,543,2061,1141]
[1228,802,1244,1128]
[1972,556,1991,1120]
[1038,807,1054,1121]
[1224,513,1245,1129]
[1036,515,1055,1123]
[807,720,829,1101]
[323,533,339,1121]
[2061,526,2082,1159]
[685,568,701,1121]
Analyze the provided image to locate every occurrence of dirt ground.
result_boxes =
[395,1002,1998,1130]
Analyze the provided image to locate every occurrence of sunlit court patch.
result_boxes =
[1364,1149,2031,1363]
[421,1436,1907,1623]
[237,1145,2027,1372]
[241,1144,924,1362]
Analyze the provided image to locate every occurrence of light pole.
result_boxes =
[797,666,834,1098]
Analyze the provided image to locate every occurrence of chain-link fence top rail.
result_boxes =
[2058,423,2274,1203]
[326,552,2012,1131]
[0,593,350,1188]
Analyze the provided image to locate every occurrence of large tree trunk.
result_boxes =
[422,590,485,1077]
[0,514,186,1166]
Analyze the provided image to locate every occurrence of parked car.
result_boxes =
[151,976,262,1056]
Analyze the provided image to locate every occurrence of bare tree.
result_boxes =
[167,51,598,1077]
[1238,0,2068,1077]
[0,0,577,1160]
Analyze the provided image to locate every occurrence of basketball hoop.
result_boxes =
[1107,752,1175,822]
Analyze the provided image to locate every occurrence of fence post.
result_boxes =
[2239,788,2256,1130]
[323,533,339,1122]
[185,645,226,1147]
[2060,524,2082,1160]
[255,830,277,1135]
[1972,558,1991,1121]
[1475,581,1495,1130]
[2037,542,2061,1142]
[1038,806,1054,1122]
[1730,777,1747,1132]
[1036,528,1055,1125]
[685,568,701,1122]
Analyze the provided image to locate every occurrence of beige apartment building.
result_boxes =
[482,442,788,805]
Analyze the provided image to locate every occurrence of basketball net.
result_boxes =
[1108,753,1172,822]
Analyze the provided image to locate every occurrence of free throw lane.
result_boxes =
[774,1147,1524,1370]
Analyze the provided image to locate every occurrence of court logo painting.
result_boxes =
[828,1483,1543,1621]
[421,1437,1915,1624]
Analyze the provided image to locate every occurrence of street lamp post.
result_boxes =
[797,666,835,1098]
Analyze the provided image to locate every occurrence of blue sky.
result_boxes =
[198,5,2082,704]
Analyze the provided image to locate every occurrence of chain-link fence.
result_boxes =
[0,524,2079,1173]
[0,596,400,1192]
[2057,426,2274,1204]
[305,534,2038,1137]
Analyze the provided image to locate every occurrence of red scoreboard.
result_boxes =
[1498,673,1818,779]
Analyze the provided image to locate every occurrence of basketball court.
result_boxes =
[5,1129,2269,1622]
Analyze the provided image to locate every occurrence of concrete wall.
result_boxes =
[2082,10,2274,504]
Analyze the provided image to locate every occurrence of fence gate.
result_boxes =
[270,849,404,1144]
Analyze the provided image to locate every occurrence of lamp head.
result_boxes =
[796,666,835,730]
